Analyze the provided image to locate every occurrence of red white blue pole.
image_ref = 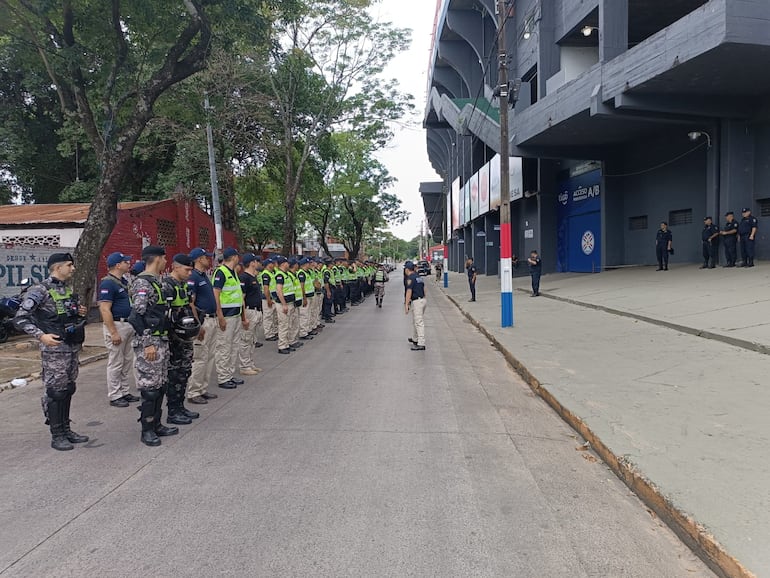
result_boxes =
[500,223,513,326]
[443,244,449,287]
[497,0,513,327]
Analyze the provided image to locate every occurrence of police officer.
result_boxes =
[261,258,279,342]
[162,254,201,426]
[273,256,294,354]
[98,252,140,407]
[238,253,263,375]
[373,263,389,308]
[655,222,673,271]
[321,258,336,323]
[738,207,758,267]
[14,252,89,451]
[466,257,477,302]
[186,248,219,405]
[701,217,720,269]
[527,250,542,296]
[720,211,739,267]
[297,258,317,340]
[404,261,426,351]
[287,258,304,347]
[128,245,178,446]
[213,247,246,389]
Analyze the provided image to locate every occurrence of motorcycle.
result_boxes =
[0,279,31,344]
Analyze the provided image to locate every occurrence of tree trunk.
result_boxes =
[72,154,128,304]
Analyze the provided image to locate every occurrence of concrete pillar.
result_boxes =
[485,212,500,275]
[538,159,559,273]
[601,156,625,267]
[599,0,628,62]
[719,120,755,216]
[537,1,559,100]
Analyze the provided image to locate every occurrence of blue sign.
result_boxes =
[557,169,601,273]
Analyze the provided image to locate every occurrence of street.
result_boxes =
[0,282,712,577]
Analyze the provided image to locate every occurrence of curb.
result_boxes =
[441,288,755,578]
[0,348,108,393]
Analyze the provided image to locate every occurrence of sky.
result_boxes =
[373,0,441,241]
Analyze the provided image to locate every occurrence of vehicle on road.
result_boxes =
[417,261,430,276]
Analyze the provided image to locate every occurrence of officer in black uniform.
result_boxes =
[720,211,739,267]
[700,216,720,269]
[655,222,673,271]
[737,207,758,267]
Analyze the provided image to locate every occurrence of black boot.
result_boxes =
[166,383,192,425]
[154,386,179,436]
[63,392,89,443]
[179,403,200,419]
[47,394,74,451]
[139,389,161,446]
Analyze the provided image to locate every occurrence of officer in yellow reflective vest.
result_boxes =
[297,258,317,340]
[212,247,245,389]
[273,256,294,354]
[286,259,303,347]
[261,258,279,341]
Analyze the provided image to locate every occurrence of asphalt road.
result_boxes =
[0,283,713,577]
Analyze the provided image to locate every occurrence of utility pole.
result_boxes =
[204,93,224,255]
[497,0,514,327]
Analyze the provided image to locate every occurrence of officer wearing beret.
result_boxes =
[700,217,720,269]
[98,252,140,408]
[720,211,739,267]
[161,254,201,426]
[129,245,178,446]
[14,252,89,451]
[738,207,758,267]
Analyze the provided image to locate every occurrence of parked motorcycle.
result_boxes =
[0,279,31,343]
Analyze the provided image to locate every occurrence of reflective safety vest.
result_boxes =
[300,269,315,295]
[213,265,243,311]
[281,270,297,298]
[262,268,277,294]
[375,270,386,283]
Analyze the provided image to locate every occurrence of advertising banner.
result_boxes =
[463,180,471,224]
[489,154,501,209]
[556,168,602,273]
[478,162,490,216]
[451,178,460,231]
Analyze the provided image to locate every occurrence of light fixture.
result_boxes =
[523,30,531,40]
[688,131,712,148]
[581,25,596,37]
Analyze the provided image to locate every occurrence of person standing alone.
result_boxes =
[466,257,477,302]
[404,261,426,351]
[655,222,673,271]
[527,250,542,297]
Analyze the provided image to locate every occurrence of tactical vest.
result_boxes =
[35,281,86,344]
[214,265,243,311]
[375,270,386,283]
[128,273,168,336]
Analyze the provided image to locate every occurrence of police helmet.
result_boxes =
[171,313,201,341]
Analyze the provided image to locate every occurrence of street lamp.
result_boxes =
[688,131,712,148]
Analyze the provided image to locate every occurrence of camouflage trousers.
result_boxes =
[167,337,193,396]
[132,336,169,391]
[374,284,385,299]
[40,343,80,392]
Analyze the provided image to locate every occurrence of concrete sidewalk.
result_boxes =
[437,264,769,578]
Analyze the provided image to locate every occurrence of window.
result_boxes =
[199,227,211,249]
[157,219,176,247]
[1,234,61,247]
[522,65,538,104]
[758,199,770,217]
[668,209,692,226]
[629,215,648,230]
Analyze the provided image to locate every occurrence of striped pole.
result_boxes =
[500,222,513,327]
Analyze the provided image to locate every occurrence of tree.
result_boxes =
[267,0,412,255]
[0,0,279,300]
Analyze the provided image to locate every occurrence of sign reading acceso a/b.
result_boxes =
[0,247,76,297]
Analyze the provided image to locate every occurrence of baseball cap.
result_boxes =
[243,253,259,266]
[703,216,712,221]
[106,252,131,268]
[404,260,415,270]
[141,245,166,258]
[725,211,734,216]
[130,261,145,275]
[172,253,193,266]
[189,247,214,260]
[288,258,298,266]
[223,247,240,259]
[275,256,288,265]
[299,257,310,265]
[47,252,74,268]
[741,207,751,213]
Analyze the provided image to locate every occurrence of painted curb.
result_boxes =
[442,288,755,578]
[0,349,108,392]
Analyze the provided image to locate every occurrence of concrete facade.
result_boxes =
[425,0,770,274]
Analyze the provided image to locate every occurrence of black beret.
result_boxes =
[141,245,166,258]
[172,253,193,266]
[47,252,74,268]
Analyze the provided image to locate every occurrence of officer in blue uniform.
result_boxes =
[466,257,477,302]
[720,211,739,267]
[186,248,219,405]
[700,217,720,269]
[737,207,758,267]
[403,261,426,351]
[655,222,673,271]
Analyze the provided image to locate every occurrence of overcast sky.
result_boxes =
[373,0,440,241]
